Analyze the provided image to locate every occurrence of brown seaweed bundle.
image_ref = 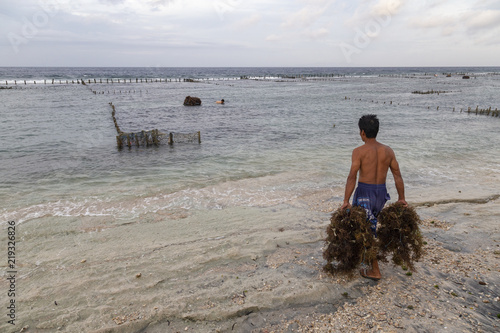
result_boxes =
[323,206,378,276]
[377,203,424,271]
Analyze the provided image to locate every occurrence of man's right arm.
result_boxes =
[341,149,361,210]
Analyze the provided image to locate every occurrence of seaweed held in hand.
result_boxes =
[377,203,424,271]
[323,206,378,276]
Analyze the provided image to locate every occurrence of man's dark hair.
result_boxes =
[358,114,379,138]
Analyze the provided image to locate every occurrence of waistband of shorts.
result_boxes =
[357,182,387,190]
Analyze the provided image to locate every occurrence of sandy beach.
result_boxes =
[5,189,497,333]
[261,213,500,333]
[143,196,500,333]
[0,169,499,333]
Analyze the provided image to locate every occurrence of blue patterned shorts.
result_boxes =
[353,182,390,236]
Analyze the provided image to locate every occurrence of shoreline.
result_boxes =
[262,233,499,333]
[137,198,500,333]
[110,201,500,333]
[1,190,499,333]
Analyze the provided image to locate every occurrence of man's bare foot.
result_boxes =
[360,260,381,280]
[360,267,381,281]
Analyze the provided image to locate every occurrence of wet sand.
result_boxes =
[149,199,500,333]
[261,215,500,333]
[1,189,499,333]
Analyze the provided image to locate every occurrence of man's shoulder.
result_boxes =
[378,143,396,161]
[352,145,366,155]
[381,143,395,153]
[375,141,394,151]
[355,142,395,157]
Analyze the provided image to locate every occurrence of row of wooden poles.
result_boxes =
[116,129,202,148]
[412,90,448,94]
[2,73,349,86]
[5,71,500,86]
[379,72,500,78]
[343,96,500,118]
[116,129,163,148]
[379,73,470,77]
[110,102,201,148]
[3,78,196,85]
[92,90,146,95]
[110,102,123,134]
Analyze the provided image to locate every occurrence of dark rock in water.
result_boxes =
[184,96,201,106]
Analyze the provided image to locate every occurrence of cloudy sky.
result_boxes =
[1,0,499,67]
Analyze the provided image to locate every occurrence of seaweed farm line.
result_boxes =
[3,70,500,87]
[115,130,201,148]
[343,96,500,119]
[109,102,201,148]
[0,73,349,86]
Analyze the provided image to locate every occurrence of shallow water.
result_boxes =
[1,67,499,331]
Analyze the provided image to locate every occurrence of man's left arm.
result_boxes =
[389,153,407,206]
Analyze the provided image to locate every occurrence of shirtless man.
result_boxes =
[341,114,407,280]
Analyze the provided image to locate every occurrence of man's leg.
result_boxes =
[353,184,385,280]
[361,259,381,280]
[360,186,389,280]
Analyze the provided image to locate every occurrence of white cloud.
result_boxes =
[1,0,499,66]
[346,0,405,28]
[409,5,500,40]
[281,4,331,29]
[462,9,500,31]
[98,0,126,5]
[409,15,458,30]
[302,27,329,39]
[371,0,404,16]
[266,34,282,42]
[277,0,335,44]
[234,13,262,29]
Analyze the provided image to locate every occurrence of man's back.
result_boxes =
[354,140,395,185]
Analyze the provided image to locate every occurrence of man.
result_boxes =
[341,114,407,280]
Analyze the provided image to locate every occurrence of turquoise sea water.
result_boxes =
[1,67,499,224]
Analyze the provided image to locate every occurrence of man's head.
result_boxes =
[358,114,379,138]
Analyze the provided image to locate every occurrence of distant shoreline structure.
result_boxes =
[1,66,500,84]
[1,70,499,86]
